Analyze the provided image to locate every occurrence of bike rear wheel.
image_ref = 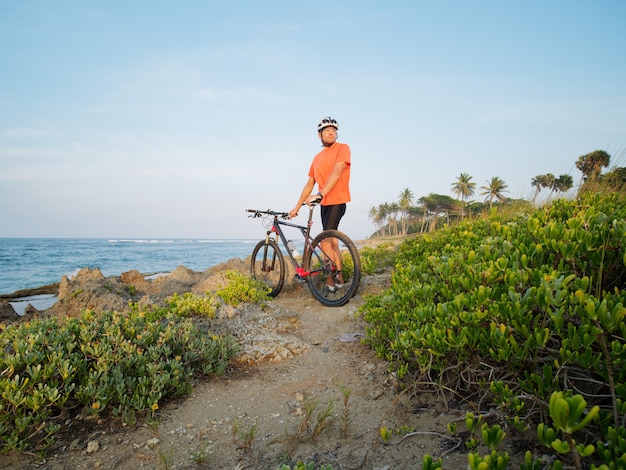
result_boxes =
[303,229,361,307]
[250,239,285,297]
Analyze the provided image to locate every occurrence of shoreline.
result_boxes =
[0,235,402,315]
[0,282,60,316]
[0,282,60,300]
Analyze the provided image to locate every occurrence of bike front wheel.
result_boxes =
[303,230,361,307]
[250,239,285,297]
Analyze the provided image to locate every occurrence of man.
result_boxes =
[290,117,351,291]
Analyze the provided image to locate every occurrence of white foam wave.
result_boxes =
[108,239,174,244]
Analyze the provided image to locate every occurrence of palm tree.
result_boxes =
[368,206,383,237]
[543,173,556,200]
[479,177,509,210]
[417,195,435,233]
[576,150,611,183]
[398,188,414,235]
[554,174,573,195]
[531,175,543,202]
[418,194,457,231]
[451,173,475,216]
[388,202,400,236]
[378,203,390,236]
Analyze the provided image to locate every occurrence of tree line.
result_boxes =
[368,149,625,237]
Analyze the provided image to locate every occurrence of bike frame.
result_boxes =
[260,205,325,279]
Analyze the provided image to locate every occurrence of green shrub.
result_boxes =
[216,270,271,306]
[164,292,219,317]
[0,308,238,454]
[360,193,626,468]
[359,242,397,275]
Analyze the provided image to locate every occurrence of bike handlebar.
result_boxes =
[246,209,290,219]
[246,198,321,220]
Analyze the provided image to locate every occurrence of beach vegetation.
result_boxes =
[368,149,625,237]
[216,270,272,306]
[164,292,219,317]
[231,417,258,453]
[359,242,397,275]
[0,306,237,454]
[359,192,626,469]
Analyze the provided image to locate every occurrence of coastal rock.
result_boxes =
[9,256,311,365]
[168,265,199,283]
[58,267,106,300]
[119,270,144,285]
[23,304,40,317]
[146,276,194,298]
[53,267,128,317]
[194,258,248,294]
[0,300,18,321]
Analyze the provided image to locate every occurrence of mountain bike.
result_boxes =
[246,201,361,307]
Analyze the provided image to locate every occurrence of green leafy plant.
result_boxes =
[379,426,392,443]
[422,454,443,470]
[232,418,258,453]
[337,384,353,436]
[189,442,212,464]
[359,192,626,468]
[0,306,238,453]
[300,399,335,441]
[537,391,599,470]
[468,450,511,470]
[359,242,397,275]
[164,292,219,317]
[216,270,271,306]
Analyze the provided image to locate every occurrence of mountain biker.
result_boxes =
[289,117,351,291]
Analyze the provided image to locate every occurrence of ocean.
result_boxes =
[0,238,258,296]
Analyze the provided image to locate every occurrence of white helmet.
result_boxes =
[317,117,338,132]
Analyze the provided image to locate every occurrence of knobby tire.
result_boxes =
[250,239,285,297]
[302,229,361,307]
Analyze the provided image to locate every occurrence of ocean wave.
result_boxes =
[106,239,256,244]
[197,239,256,244]
[108,239,174,244]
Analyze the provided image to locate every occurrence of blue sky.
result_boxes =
[1,1,625,240]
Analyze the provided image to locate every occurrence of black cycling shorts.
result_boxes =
[320,204,346,230]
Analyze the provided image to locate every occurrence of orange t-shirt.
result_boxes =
[308,142,351,205]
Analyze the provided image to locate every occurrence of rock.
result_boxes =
[368,389,385,401]
[5,258,313,367]
[0,300,18,321]
[53,268,128,317]
[145,437,160,449]
[169,265,199,283]
[120,270,144,285]
[86,440,99,453]
[23,303,40,316]
[58,267,105,301]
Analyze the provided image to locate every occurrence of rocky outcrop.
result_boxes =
[0,300,18,321]
[3,257,311,364]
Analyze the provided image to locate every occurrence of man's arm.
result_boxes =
[290,176,316,218]
[319,161,347,197]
